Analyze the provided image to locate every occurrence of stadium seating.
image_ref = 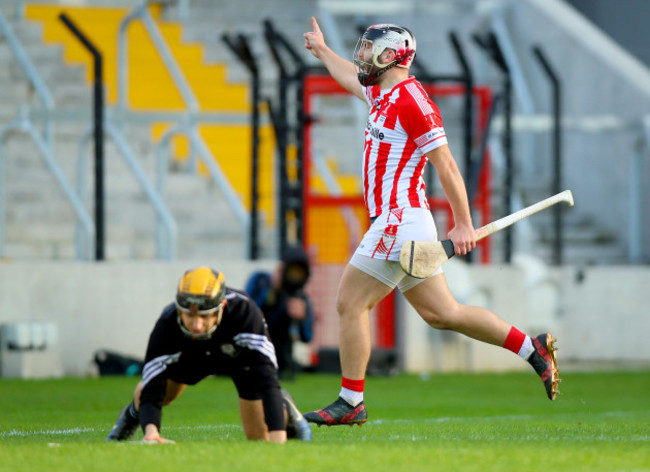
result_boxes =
[1,0,648,263]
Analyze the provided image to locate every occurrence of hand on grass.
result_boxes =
[142,424,175,444]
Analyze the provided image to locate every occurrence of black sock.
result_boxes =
[126,401,139,420]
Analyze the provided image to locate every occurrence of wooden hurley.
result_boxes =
[399,189,575,278]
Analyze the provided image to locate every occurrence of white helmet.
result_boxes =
[353,24,417,86]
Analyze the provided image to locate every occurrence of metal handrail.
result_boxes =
[117,1,198,114]
[0,112,95,260]
[189,128,250,228]
[629,115,650,262]
[532,45,564,265]
[154,124,185,256]
[76,124,178,260]
[0,11,95,258]
[153,125,251,251]
[116,0,249,233]
[59,11,108,260]
[491,9,537,178]
[0,10,54,145]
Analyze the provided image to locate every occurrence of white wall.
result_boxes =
[557,266,650,361]
[1,258,649,376]
[0,259,275,376]
[398,259,650,373]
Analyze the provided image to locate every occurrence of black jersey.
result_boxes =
[138,287,284,432]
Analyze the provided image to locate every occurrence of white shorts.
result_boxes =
[351,207,443,291]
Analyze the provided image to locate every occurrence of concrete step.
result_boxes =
[0,0,299,262]
[2,163,247,226]
[0,40,64,64]
[5,203,77,224]
[8,16,44,43]
[174,0,311,85]
[1,224,251,261]
[33,62,86,84]
[0,80,32,100]
[5,222,76,243]
[1,241,77,260]
[482,229,627,267]
[536,222,617,245]
[1,148,151,185]
[532,241,628,266]
[1,142,227,202]
[474,186,629,267]
[49,81,95,108]
[1,59,85,86]
[165,0,315,23]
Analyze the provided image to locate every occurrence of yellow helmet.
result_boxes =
[175,267,226,315]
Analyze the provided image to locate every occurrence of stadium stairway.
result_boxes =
[3,0,629,265]
[23,3,277,258]
[0,2,279,260]
[1,0,364,262]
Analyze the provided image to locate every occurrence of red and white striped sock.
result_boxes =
[503,326,535,360]
[339,377,364,407]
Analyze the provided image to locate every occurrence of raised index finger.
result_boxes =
[311,16,321,33]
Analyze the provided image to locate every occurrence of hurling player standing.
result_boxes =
[106,267,311,443]
[302,18,560,426]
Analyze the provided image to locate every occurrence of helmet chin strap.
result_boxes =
[358,50,414,86]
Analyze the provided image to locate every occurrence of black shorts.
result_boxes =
[165,354,273,401]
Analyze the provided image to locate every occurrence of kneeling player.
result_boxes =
[106,266,311,443]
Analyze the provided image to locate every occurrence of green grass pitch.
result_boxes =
[1,371,648,472]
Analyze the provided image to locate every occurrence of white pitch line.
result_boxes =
[0,424,241,439]
[2,410,647,439]
[370,409,650,425]
[0,427,97,438]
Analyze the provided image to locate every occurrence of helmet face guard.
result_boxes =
[175,304,223,340]
[175,267,227,339]
[354,24,416,86]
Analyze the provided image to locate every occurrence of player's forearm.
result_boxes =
[139,401,163,432]
[433,151,473,227]
[316,46,363,100]
[248,361,286,432]
[261,385,285,432]
[442,177,473,228]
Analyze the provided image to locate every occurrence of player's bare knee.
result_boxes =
[162,387,184,406]
[243,425,269,441]
[424,313,449,330]
[336,294,378,320]
[245,431,267,441]
[162,390,185,406]
[335,296,360,319]
[419,308,455,330]
[133,381,144,409]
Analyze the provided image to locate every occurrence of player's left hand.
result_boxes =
[142,424,175,444]
[142,437,175,444]
[448,223,477,256]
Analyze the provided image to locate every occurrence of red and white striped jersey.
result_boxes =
[361,76,448,217]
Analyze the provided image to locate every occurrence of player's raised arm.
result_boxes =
[304,16,365,101]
